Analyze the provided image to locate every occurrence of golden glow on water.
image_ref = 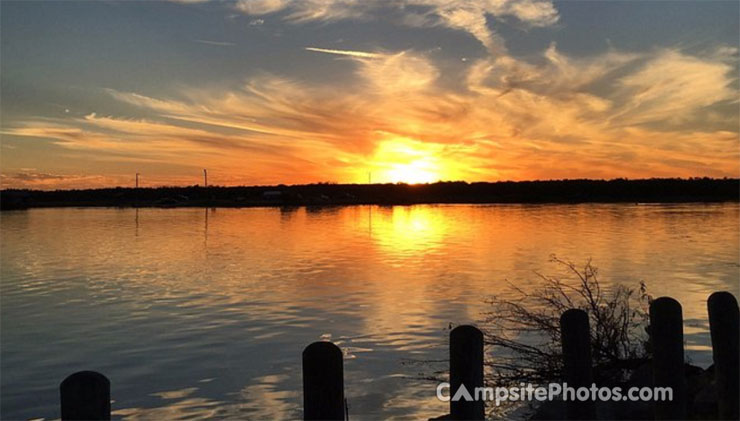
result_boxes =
[1,204,738,419]
[371,206,449,255]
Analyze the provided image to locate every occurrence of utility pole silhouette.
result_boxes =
[203,169,208,187]
[135,173,139,188]
[368,172,372,185]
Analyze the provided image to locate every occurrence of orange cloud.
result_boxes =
[2,45,738,188]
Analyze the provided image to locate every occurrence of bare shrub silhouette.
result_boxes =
[481,256,652,388]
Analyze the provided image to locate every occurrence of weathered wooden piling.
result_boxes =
[303,341,345,420]
[708,291,740,420]
[560,309,596,420]
[60,371,111,421]
[650,297,686,420]
[450,325,484,420]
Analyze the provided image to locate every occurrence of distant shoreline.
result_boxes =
[2,178,738,210]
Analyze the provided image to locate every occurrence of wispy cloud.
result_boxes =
[233,0,559,52]
[614,49,738,125]
[0,172,125,189]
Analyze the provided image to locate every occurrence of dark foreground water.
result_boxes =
[2,204,738,419]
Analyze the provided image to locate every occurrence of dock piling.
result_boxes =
[649,297,687,420]
[450,325,485,420]
[60,370,110,421]
[560,309,596,420]
[708,291,739,420]
[303,341,345,420]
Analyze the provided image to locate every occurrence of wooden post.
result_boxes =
[560,309,596,420]
[650,297,686,420]
[708,291,740,420]
[60,371,110,420]
[450,325,484,420]
[303,341,345,420]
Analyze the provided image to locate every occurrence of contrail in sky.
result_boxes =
[195,39,236,46]
[305,47,382,58]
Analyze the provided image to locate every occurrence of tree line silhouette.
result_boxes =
[1,178,738,210]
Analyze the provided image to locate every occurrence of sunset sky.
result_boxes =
[1,0,738,189]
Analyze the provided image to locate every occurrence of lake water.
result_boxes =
[2,204,738,420]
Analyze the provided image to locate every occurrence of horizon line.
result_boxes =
[2,176,738,193]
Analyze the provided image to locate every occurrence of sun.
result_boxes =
[371,136,443,184]
[386,160,438,184]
